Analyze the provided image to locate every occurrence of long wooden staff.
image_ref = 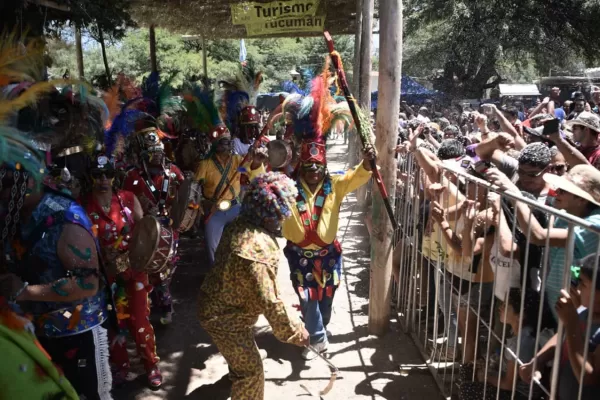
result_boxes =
[324,31,397,229]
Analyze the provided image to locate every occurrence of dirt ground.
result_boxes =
[113,140,443,400]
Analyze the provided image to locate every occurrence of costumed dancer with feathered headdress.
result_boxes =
[198,172,309,400]
[281,66,375,360]
[82,146,162,388]
[186,86,267,265]
[118,73,185,326]
[219,59,268,156]
[0,32,114,399]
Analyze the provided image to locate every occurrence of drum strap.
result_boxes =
[210,156,236,202]
[139,165,170,215]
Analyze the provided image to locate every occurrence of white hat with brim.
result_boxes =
[544,169,600,207]
[565,112,600,133]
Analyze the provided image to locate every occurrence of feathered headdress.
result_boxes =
[183,84,230,144]
[282,58,352,165]
[0,30,44,87]
[219,59,264,133]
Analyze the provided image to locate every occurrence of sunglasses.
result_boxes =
[301,163,325,171]
[518,167,547,177]
[91,169,116,179]
[552,164,567,174]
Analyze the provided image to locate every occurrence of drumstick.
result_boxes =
[113,225,131,249]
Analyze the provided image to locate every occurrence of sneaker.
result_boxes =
[147,367,163,389]
[160,309,174,325]
[302,340,328,360]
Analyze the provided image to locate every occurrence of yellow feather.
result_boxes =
[0,30,44,85]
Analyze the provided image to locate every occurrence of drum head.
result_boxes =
[128,216,161,272]
[268,140,292,169]
[171,179,192,230]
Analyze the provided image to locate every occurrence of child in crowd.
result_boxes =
[459,288,541,400]
[519,254,600,400]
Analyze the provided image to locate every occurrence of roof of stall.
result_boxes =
[130,0,357,38]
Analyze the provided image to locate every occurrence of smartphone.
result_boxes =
[473,160,492,175]
[482,104,494,116]
[542,118,560,136]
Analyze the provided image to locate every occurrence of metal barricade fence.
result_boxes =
[392,156,600,400]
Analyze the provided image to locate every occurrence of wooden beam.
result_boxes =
[368,0,402,335]
[28,0,70,12]
[74,23,84,79]
[149,24,158,73]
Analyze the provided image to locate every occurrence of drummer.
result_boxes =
[195,124,267,266]
[122,119,185,325]
[83,154,163,389]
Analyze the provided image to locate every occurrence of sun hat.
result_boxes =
[544,164,600,207]
[566,112,600,133]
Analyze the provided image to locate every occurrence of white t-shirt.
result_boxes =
[233,137,251,155]
[489,240,522,300]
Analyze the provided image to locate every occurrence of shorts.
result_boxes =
[459,281,493,310]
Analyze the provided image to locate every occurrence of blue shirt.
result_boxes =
[11,190,107,337]
[547,209,600,321]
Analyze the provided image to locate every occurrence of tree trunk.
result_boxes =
[98,26,112,86]
[368,0,402,336]
[74,23,84,79]
[149,25,158,73]
[355,0,374,207]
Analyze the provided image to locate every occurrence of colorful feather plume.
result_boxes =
[0,126,46,182]
[183,84,224,133]
[0,30,44,87]
[218,58,264,132]
[282,57,352,142]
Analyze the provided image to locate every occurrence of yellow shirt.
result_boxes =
[194,155,265,200]
[283,162,372,250]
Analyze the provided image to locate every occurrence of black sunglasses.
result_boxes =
[91,169,116,179]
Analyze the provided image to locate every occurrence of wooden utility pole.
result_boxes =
[368,0,402,335]
[355,0,374,206]
[74,23,84,79]
[149,25,158,73]
[348,0,363,169]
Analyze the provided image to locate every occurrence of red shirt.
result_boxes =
[85,190,136,252]
[122,164,184,216]
[580,145,600,169]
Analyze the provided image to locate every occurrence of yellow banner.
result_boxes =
[245,14,326,36]
[231,0,321,25]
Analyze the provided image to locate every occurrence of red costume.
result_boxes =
[122,163,184,322]
[85,190,159,378]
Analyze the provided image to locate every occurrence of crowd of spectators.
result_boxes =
[392,89,600,400]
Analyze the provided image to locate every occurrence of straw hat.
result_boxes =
[566,111,600,133]
[544,164,600,207]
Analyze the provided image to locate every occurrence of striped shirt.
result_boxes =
[546,209,600,321]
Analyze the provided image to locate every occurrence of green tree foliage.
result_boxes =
[47,28,356,92]
[404,0,600,98]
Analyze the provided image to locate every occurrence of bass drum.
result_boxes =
[171,179,202,232]
[129,216,176,274]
